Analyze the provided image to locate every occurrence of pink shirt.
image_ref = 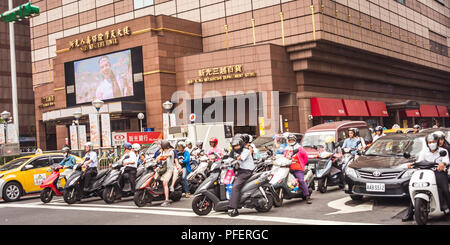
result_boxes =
[207,147,223,161]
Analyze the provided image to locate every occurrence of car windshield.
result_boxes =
[365,138,422,156]
[0,157,31,171]
[301,131,335,149]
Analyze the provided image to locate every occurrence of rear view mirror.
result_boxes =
[440,151,447,157]
[403,152,411,159]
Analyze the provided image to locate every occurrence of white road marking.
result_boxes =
[0,203,380,225]
[45,202,193,212]
[326,197,373,215]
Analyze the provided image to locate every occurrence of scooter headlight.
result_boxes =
[345,167,358,179]
[401,169,415,179]
[412,182,430,188]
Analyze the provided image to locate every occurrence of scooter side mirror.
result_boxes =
[440,151,447,157]
[403,152,411,159]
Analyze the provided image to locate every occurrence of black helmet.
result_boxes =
[241,134,250,144]
[375,126,383,132]
[160,140,172,150]
[231,138,244,153]
[233,133,242,141]
[349,128,359,136]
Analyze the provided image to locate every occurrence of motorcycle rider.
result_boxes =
[284,134,300,159]
[228,138,256,217]
[58,146,76,180]
[342,128,361,155]
[436,131,450,153]
[81,142,98,192]
[119,143,138,195]
[372,126,386,142]
[412,124,421,134]
[290,144,312,204]
[154,140,176,207]
[402,133,450,221]
[207,137,223,161]
[177,141,191,198]
[185,139,194,154]
[273,135,288,155]
[191,141,205,158]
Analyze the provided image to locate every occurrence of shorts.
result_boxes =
[160,168,174,183]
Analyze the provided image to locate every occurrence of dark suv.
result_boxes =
[344,133,427,200]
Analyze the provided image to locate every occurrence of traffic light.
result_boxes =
[1,2,39,23]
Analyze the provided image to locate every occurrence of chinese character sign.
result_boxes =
[6,124,18,144]
[101,114,112,148]
[70,125,79,150]
[0,124,4,144]
[79,125,87,148]
[89,114,100,149]
[126,132,162,145]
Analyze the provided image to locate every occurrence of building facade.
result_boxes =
[0,0,35,149]
[29,0,449,150]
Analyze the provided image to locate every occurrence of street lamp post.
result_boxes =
[137,113,145,132]
[73,112,82,151]
[1,111,11,144]
[162,101,173,139]
[92,99,104,151]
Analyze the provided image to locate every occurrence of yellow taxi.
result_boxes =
[383,128,414,135]
[0,153,83,202]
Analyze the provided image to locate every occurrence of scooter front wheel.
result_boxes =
[40,187,53,203]
[192,195,213,216]
[273,188,283,207]
[317,178,328,193]
[414,198,429,225]
[63,187,78,204]
[102,186,117,204]
[255,192,274,213]
[134,190,150,207]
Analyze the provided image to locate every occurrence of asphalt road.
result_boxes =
[0,185,448,225]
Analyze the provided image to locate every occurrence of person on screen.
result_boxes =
[96,56,123,100]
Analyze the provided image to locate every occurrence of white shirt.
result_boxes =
[122,151,138,168]
[84,151,98,168]
[372,134,386,142]
[417,147,449,166]
[96,79,114,100]
[237,148,255,170]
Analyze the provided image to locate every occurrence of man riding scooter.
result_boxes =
[119,143,138,197]
[342,128,361,155]
[59,146,76,182]
[403,133,450,222]
[228,137,256,217]
[82,142,98,192]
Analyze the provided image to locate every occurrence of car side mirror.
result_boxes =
[440,151,447,157]
[403,152,411,159]
[23,164,33,170]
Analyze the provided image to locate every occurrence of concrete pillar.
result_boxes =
[36,120,47,150]
[56,124,68,149]
[297,97,312,133]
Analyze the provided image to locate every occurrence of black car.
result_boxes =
[344,133,427,200]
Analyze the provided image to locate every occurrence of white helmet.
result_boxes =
[84,142,93,149]
[434,131,445,139]
[248,135,253,143]
[185,139,192,146]
[132,143,141,151]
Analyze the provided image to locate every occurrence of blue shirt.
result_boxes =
[342,137,360,155]
[180,150,191,173]
[84,151,98,168]
[58,155,76,168]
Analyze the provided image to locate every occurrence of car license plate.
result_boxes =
[366,183,385,192]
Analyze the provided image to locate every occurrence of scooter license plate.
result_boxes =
[366,183,385,192]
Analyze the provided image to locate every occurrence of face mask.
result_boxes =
[428,143,438,151]
[289,141,296,146]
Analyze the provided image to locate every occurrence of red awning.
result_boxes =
[420,105,439,117]
[405,110,421,117]
[343,99,370,116]
[436,105,450,117]
[310,97,347,116]
[366,101,389,117]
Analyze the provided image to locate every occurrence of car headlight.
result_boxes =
[401,169,415,179]
[345,167,358,179]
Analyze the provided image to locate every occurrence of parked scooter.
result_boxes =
[40,164,66,203]
[102,155,146,203]
[408,151,450,225]
[63,158,110,204]
[133,159,183,207]
[187,154,210,194]
[270,156,315,207]
[191,157,275,216]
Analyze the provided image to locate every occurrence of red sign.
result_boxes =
[126,132,162,145]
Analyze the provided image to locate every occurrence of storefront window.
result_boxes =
[134,0,154,10]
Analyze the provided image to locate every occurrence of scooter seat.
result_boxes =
[94,169,108,180]
[246,172,262,183]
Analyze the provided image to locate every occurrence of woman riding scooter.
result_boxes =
[290,145,312,204]
[154,140,176,207]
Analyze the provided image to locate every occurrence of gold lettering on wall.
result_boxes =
[69,26,131,52]
[188,65,257,84]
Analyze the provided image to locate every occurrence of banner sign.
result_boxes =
[89,114,100,149]
[163,113,169,139]
[7,124,18,144]
[0,124,4,145]
[126,132,162,145]
[70,125,79,150]
[259,117,266,136]
[170,113,176,127]
[101,114,112,147]
[78,125,87,148]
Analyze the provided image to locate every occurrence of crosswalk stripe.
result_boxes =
[0,203,380,225]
